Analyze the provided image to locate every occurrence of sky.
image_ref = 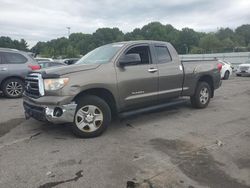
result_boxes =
[0,0,250,47]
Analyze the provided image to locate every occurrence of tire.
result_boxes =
[72,95,111,138]
[223,71,230,80]
[236,74,241,77]
[190,82,211,109]
[2,78,24,98]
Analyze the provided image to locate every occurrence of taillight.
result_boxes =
[217,63,223,72]
[28,65,41,70]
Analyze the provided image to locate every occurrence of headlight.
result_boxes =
[44,78,69,91]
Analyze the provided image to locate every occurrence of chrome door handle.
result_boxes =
[148,68,158,73]
[0,67,7,71]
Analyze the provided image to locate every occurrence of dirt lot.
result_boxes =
[0,76,250,188]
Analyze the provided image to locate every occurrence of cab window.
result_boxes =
[126,46,151,65]
[155,46,172,63]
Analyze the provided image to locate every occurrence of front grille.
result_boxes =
[25,73,44,98]
[240,66,249,71]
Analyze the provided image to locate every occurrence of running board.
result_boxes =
[119,99,188,118]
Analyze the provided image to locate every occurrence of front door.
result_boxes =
[116,44,158,111]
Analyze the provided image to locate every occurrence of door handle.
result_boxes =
[0,67,7,71]
[148,68,158,73]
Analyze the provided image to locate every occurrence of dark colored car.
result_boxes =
[0,48,40,98]
[63,58,80,65]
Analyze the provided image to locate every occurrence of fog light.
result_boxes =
[53,107,63,117]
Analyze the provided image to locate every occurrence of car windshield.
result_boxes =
[76,44,124,65]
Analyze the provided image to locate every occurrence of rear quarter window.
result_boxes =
[155,46,172,63]
[3,52,28,64]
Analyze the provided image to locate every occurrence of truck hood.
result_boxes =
[40,63,101,76]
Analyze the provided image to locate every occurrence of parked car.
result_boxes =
[38,61,67,69]
[23,41,222,138]
[62,58,80,65]
[218,60,233,80]
[35,57,53,62]
[0,48,40,98]
[236,60,250,76]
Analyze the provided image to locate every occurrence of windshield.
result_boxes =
[76,44,124,64]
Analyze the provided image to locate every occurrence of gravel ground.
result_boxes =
[0,76,250,188]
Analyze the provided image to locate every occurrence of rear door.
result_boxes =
[116,44,158,111]
[153,43,184,101]
[2,52,29,79]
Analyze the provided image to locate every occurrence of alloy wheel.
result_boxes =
[6,81,23,97]
[199,87,209,104]
[75,105,104,132]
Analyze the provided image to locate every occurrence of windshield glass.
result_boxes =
[76,44,124,64]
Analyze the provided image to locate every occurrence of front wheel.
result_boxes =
[190,82,211,109]
[72,95,111,138]
[2,78,24,98]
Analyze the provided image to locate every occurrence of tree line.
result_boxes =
[1,22,250,58]
[0,37,28,51]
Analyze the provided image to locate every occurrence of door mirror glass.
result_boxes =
[119,53,141,67]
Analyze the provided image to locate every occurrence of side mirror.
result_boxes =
[119,53,141,67]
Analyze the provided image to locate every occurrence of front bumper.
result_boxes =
[23,100,77,124]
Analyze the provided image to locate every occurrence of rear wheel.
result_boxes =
[2,78,24,98]
[223,71,230,80]
[190,82,211,109]
[72,95,111,138]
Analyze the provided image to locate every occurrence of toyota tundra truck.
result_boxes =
[23,41,222,138]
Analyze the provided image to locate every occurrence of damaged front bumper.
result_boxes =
[23,100,77,124]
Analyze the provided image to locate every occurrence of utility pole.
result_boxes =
[66,27,71,38]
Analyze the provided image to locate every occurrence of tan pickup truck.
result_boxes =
[23,40,222,138]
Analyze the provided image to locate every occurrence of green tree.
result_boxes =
[124,28,144,40]
[177,28,200,54]
[199,34,221,53]
[190,46,204,54]
[216,28,234,40]
[19,39,28,50]
[221,38,235,52]
[140,22,169,41]
[30,23,250,57]
[235,24,250,46]
[65,45,79,58]
[93,28,124,46]
[0,36,28,51]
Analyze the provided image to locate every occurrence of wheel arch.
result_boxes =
[197,75,214,97]
[0,76,25,90]
[225,70,230,75]
[73,88,118,117]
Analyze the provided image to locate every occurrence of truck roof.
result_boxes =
[111,40,170,46]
